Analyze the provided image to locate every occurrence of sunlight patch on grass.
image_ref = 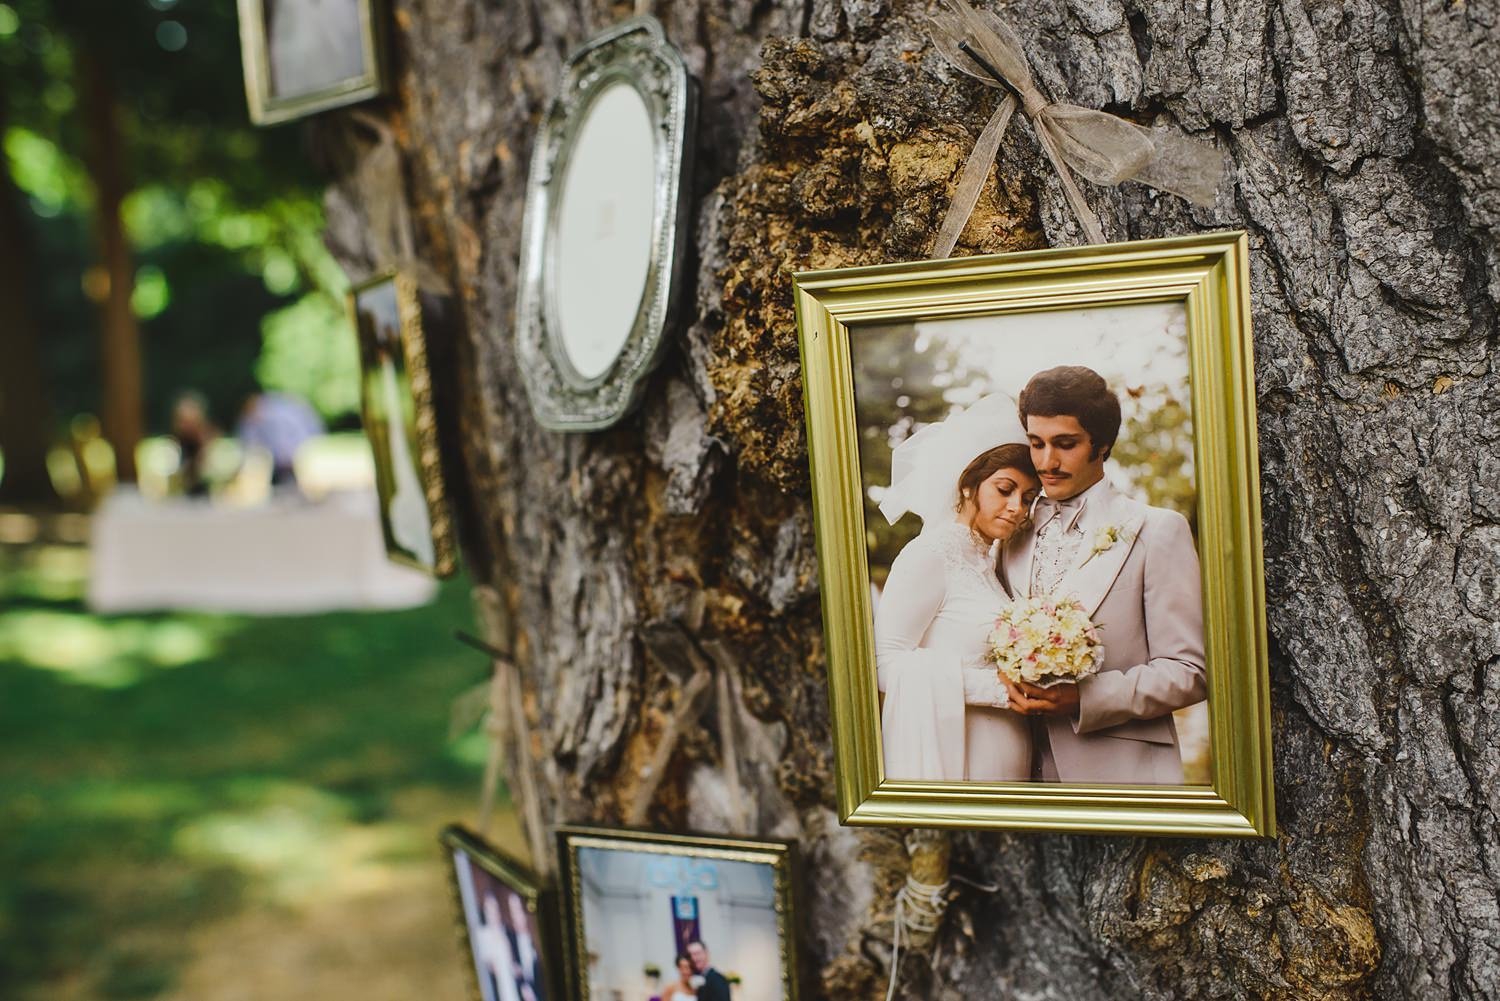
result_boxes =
[32,545,90,598]
[172,778,436,906]
[0,542,90,603]
[58,781,207,823]
[0,610,228,687]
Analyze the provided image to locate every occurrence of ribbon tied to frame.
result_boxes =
[928,0,1224,252]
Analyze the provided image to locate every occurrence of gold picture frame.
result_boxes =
[236,0,387,126]
[441,825,560,1001]
[349,271,459,578]
[793,231,1274,837]
[556,826,801,1001]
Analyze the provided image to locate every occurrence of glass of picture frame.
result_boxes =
[236,0,387,125]
[793,231,1275,837]
[442,825,558,1001]
[556,826,800,1001]
[348,271,458,578]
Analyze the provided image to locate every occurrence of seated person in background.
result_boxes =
[237,388,323,489]
[170,391,218,498]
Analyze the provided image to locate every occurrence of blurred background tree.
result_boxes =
[0,0,358,501]
[1110,385,1196,531]
[852,325,980,583]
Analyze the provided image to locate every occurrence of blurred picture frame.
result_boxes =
[348,271,458,578]
[556,826,799,1001]
[236,0,387,125]
[442,825,559,1001]
[514,16,697,431]
[793,231,1274,837]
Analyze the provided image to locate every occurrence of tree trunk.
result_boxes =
[80,48,142,485]
[0,89,60,507]
[319,0,1500,997]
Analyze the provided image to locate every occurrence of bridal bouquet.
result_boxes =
[988,596,1103,688]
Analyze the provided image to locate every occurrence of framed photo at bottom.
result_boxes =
[557,826,799,1001]
[442,825,557,1001]
[793,231,1274,837]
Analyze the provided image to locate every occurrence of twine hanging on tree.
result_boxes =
[883,830,999,1001]
[927,0,1224,254]
[451,588,552,874]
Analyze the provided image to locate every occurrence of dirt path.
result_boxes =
[158,804,528,1001]
[155,802,529,1001]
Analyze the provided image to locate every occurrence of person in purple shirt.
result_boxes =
[236,389,324,488]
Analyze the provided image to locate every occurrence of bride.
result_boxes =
[874,393,1040,782]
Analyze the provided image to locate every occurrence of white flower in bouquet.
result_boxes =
[987,595,1104,687]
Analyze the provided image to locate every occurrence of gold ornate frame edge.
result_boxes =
[793,231,1275,838]
[439,824,560,1001]
[348,269,460,578]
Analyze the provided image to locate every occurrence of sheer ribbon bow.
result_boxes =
[929,0,1224,252]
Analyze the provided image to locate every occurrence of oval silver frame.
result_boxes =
[515,16,697,431]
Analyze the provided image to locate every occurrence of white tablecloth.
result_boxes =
[88,489,437,614]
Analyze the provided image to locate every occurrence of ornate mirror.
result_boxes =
[515,17,697,431]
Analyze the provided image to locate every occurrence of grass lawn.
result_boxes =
[0,523,502,1000]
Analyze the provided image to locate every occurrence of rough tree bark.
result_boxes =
[318,0,1499,997]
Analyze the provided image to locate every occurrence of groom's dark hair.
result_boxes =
[1018,366,1121,460]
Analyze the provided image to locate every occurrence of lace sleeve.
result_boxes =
[873,539,968,780]
[874,542,946,692]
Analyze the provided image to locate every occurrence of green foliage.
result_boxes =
[0,0,353,437]
[256,290,361,421]
[3,126,88,213]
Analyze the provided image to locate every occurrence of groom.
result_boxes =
[999,366,1206,784]
[687,940,732,1001]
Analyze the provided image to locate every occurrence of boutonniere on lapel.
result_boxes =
[1080,523,1134,567]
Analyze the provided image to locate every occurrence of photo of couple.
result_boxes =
[571,843,786,1001]
[651,938,735,1001]
[450,841,548,1001]
[856,302,1210,786]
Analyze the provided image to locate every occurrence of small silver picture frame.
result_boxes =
[515,16,698,431]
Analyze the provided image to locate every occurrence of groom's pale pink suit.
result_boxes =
[1001,366,1206,785]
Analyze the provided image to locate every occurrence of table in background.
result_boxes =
[88,489,437,615]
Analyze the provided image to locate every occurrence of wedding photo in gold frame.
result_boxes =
[441,825,558,1001]
[236,0,387,125]
[556,826,800,1001]
[349,271,458,578]
[794,231,1273,837]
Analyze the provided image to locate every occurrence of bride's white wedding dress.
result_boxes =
[875,519,1031,782]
